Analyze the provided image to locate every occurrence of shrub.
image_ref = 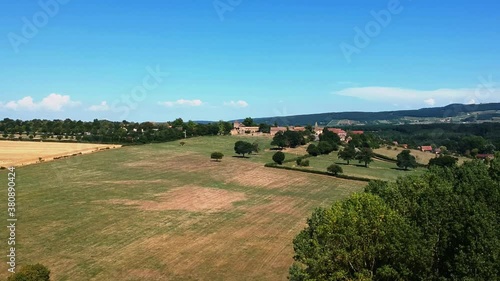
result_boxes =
[296,157,303,166]
[273,151,285,165]
[210,152,224,162]
[300,159,310,167]
[7,263,50,281]
[180,141,186,146]
[327,164,343,175]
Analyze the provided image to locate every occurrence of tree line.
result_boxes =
[355,122,500,156]
[0,118,233,144]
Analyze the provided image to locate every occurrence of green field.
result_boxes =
[284,148,426,181]
[0,136,366,280]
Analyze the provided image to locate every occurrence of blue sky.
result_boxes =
[0,0,499,122]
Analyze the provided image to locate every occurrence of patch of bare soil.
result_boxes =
[103,186,247,212]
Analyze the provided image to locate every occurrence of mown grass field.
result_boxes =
[0,136,366,280]
[374,146,469,165]
[283,149,426,181]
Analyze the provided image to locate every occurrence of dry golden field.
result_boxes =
[0,136,365,280]
[0,141,121,167]
[374,147,468,165]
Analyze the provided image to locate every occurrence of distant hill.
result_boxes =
[245,103,500,126]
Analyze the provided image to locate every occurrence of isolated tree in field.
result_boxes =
[356,147,374,167]
[306,144,320,156]
[396,149,418,170]
[234,140,254,157]
[8,263,50,281]
[210,152,224,162]
[290,193,423,281]
[327,164,343,175]
[180,141,186,146]
[338,145,356,165]
[272,151,285,165]
[428,155,458,168]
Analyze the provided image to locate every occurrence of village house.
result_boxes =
[230,121,260,136]
[420,146,434,153]
[328,128,347,141]
[476,154,495,160]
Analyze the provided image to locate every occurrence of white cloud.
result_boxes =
[158,99,203,107]
[224,100,249,108]
[88,101,110,112]
[424,98,436,106]
[0,94,80,111]
[334,86,498,107]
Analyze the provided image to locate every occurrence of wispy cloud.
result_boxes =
[0,94,80,111]
[224,100,248,108]
[158,99,203,107]
[334,86,498,107]
[88,101,110,112]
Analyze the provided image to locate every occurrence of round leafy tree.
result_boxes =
[272,151,285,165]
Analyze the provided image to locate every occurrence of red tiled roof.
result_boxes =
[421,146,433,151]
[350,130,364,134]
[327,128,346,134]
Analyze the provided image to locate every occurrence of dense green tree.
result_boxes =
[242,117,256,127]
[428,155,458,168]
[317,141,335,155]
[272,151,285,165]
[306,144,320,156]
[290,193,425,281]
[234,141,254,157]
[489,152,500,182]
[258,123,271,133]
[356,147,374,167]
[271,132,288,149]
[366,162,500,280]
[283,130,303,148]
[396,149,418,170]
[319,128,341,145]
[338,145,356,165]
[326,164,343,175]
[210,152,224,162]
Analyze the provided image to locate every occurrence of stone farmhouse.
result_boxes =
[230,121,260,135]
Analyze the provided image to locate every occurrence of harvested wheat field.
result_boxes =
[0,136,365,280]
[0,141,121,167]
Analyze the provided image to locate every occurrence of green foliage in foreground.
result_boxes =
[290,160,500,280]
[7,264,50,281]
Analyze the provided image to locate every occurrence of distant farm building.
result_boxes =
[476,154,494,160]
[231,121,259,135]
[420,146,434,153]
